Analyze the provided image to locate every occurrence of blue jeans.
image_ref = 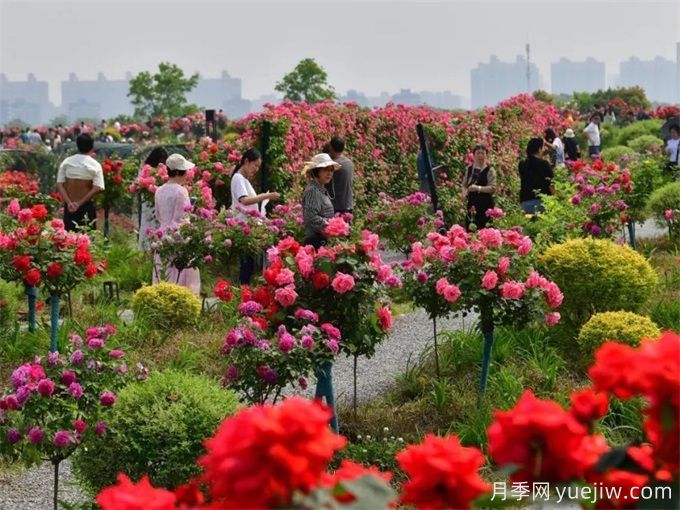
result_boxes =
[589,145,600,157]
[520,199,544,214]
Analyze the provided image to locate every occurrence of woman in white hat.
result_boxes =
[563,128,581,162]
[301,153,341,248]
[152,153,201,295]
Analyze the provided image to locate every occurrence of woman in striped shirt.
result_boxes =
[301,153,340,249]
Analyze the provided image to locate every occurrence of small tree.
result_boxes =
[128,62,199,119]
[275,58,335,103]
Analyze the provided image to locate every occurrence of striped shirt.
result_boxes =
[302,179,334,239]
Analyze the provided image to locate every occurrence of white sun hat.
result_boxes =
[166,153,195,171]
[303,153,341,176]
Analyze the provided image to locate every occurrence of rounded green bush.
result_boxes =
[577,311,660,357]
[647,182,680,229]
[615,119,663,146]
[626,134,664,154]
[600,145,636,163]
[73,369,240,492]
[539,239,659,327]
[131,283,201,328]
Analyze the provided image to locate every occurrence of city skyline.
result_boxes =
[1,0,678,103]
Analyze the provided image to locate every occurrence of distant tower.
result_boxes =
[525,43,531,92]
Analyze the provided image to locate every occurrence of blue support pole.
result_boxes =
[49,294,60,353]
[25,285,37,332]
[627,222,636,249]
[479,327,495,393]
[314,361,338,433]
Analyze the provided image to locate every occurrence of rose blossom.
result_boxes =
[481,270,499,290]
[331,272,355,294]
[99,391,116,407]
[501,281,525,300]
[274,286,298,307]
[53,431,71,448]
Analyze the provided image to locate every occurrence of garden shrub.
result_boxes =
[600,145,636,163]
[539,239,658,328]
[131,282,201,328]
[647,182,680,239]
[626,134,664,154]
[577,311,660,358]
[72,369,240,492]
[0,279,22,333]
[615,119,663,146]
[626,158,670,223]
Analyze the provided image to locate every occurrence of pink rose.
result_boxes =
[664,209,675,220]
[324,217,350,237]
[331,272,355,294]
[274,286,298,307]
[477,228,503,249]
[545,312,561,326]
[518,236,533,256]
[481,270,499,290]
[410,242,425,267]
[377,306,393,332]
[501,281,525,300]
[497,256,511,275]
[545,282,564,308]
[275,268,295,287]
[442,284,461,303]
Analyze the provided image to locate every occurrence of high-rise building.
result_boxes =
[616,57,676,103]
[61,72,133,121]
[419,91,465,110]
[470,55,542,109]
[0,73,52,125]
[551,58,605,95]
[188,71,250,119]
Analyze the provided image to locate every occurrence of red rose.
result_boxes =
[96,474,176,510]
[74,248,93,266]
[46,262,63,279]
[320,460,393,504]
[311,271,330,289]
[113,174,122,184]
[12,255,31,272]
[24,268,41,287]
[199,397,345,508]
[253,286,274,307]
[214,279,233,302]
[569,388,609,425]
[209,143,218,154]
[31,204,48,220]
[239,285,253,303]
[397,434,490,510]
[85,263,98,278]
[377,306,393,332]
[488,390,606,483]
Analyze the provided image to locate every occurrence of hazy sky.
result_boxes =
[1,0,679,104]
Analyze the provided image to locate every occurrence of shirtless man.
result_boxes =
[56,134,104,231]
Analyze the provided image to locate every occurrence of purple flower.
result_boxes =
[301,335,314,350]
[15,386,30,406]
[237,301,263,317]
[257,340,270,350]
[10,364,30,389]
[94,421,107,436]
[68,383,84,399]
[298,377,308,390]
[108,350,125,359]
[47,351,62,366]
[256,365,278,384]
[590,224,602,236]
[117,363,128,375]
[27,427,44,445]
[70,350,84,365]
[69,334,83,347]
[104,324,117,336]
[4,395,19,410]
[294,308,319,322]
[7,428,21,444]
[225,365,239,380]
[53,430,71,448]
[385,275,402,288]
[99,391,116,407]
[87,338,104,349]
[37,379,55,397]
[416,271,429,283]
[60,370,77,386]
[571,195,581,205]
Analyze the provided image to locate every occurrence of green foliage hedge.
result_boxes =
[615,119,663,147]
[539,239,658,328]
[577,311,660,358]
[600,145,636,163]
[626,134,664,154]
[73,369,240,492]
[131,282,201,328]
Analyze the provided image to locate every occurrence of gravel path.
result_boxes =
[1,303,465,509]
[0,459,87,509]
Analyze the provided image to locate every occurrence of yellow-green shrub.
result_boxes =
[131,283,201,328]
[626,134,664,154]
[539,239,658,327]
[577,311,661,357]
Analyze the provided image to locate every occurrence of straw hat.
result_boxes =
[303,153,341,177]
[564,128,575,138]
